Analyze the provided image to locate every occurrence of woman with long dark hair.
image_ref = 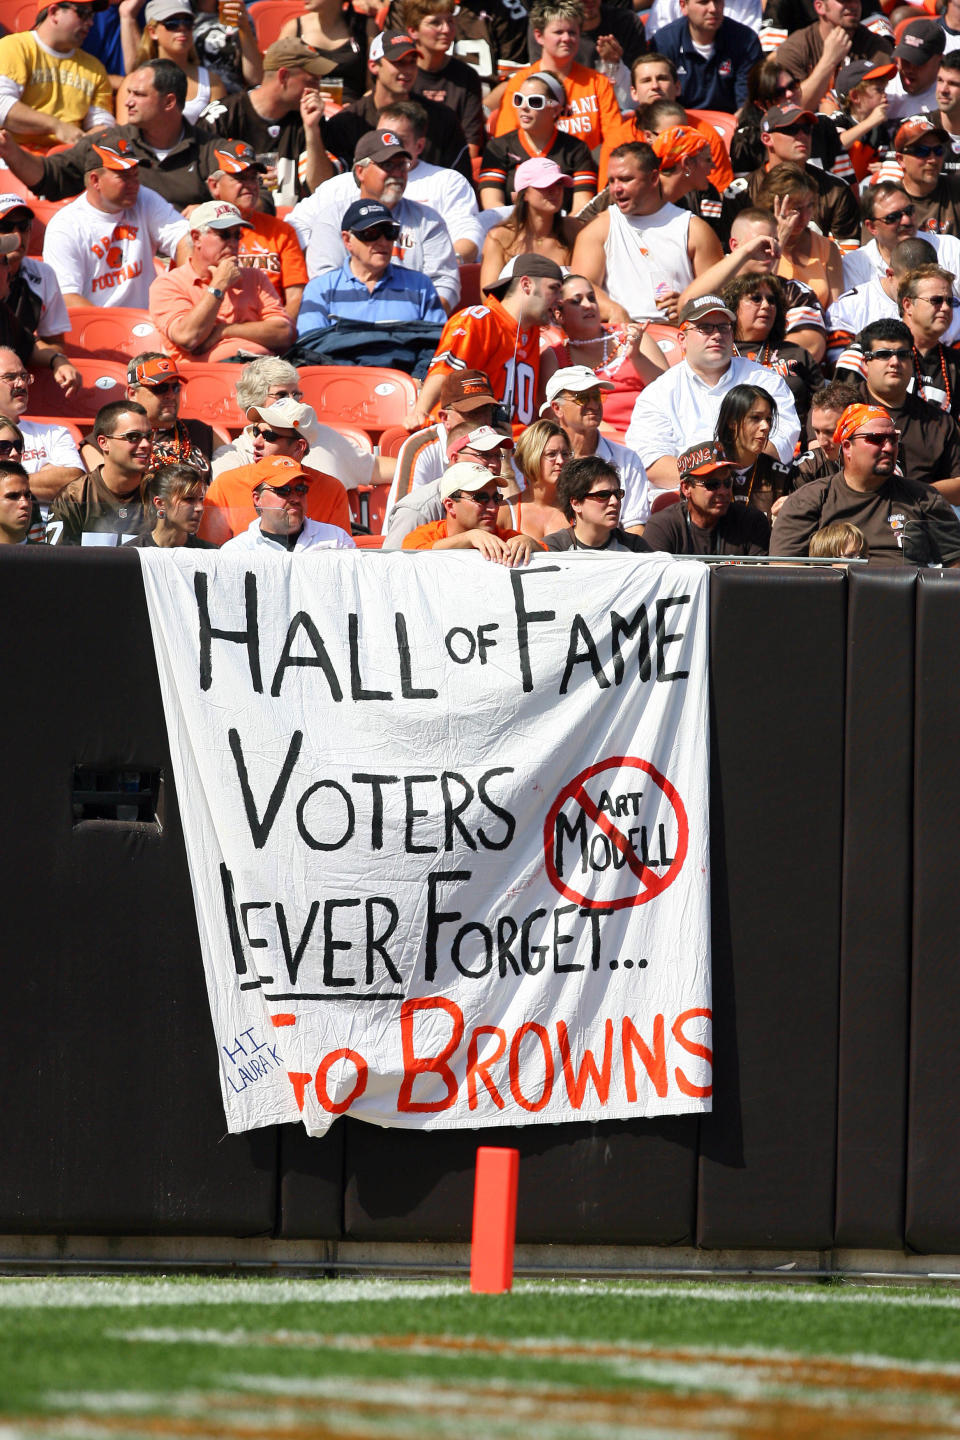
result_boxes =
[715,383,795,517]
[480,158,581,291]
[723,270,823,429]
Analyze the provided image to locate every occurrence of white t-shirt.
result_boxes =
[42,189,190,311]
[884,72,939,119]
[17,257,69,338]
[18,416,82,474]
[626,357,800,466]
[842,233,960,299]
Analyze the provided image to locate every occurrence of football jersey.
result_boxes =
[494,60,621,156]
[427,294,542,432]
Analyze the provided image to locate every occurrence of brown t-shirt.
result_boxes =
[770,468,960,564]
[729,452,797,517]
[775,22,893,82]
[642,500,771,555]
[883,389,960,490]
[911,341,960,422]
[49,466,151,547]
[907,175,960,237]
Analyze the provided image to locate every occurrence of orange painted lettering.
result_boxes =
[466,1025,506,1110]
[397,996,464,1111]
[556,1018,613,1108]
[508,1021,554,1112]
[315,1048,368,1114]
[672,1008,713,1098]
[622,1014,667,1099]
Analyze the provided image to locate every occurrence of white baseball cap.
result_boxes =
[439,462,501,500]
[246,396,322,445]
[539,364,614,415]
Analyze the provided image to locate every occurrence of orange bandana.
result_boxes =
[832,403,890,446]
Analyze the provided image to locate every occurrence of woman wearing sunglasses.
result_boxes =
[478,73,596,213]
[480,156,582,292]
[543,454,650,552]
[118,0,225,124]
[723,273,823,429]
[134,463,215,548]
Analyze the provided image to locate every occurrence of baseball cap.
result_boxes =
[677,441,736,480]
[540,365,614,415]
[678,293,736,325]
[895,115,949,151]
[189,200,252,230]
[84,138,139,173]
[144,0,192,22]
[369,30,418,62]
[246,397,322,444]
[210,140,262,175]
[249,455,313,490]
[893,17,945,63]
[439,461,501,500]
[263,38,337,75]
[448,425,515,459]
[341,199,400,234]
[129,354,182,387]
[483,252,564,298]
[438,370,495,410]
[652,125,711,168]
[513,156,573,191]
[761,103,816,133]
[834,58,897,98]
[353,130,412,167]
[0,193,32,218]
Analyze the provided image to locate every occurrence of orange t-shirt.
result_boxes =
[402,518,523,550]
[495,60,621,156]
[198,461,351,545]
[238,213,308,304]
[427,293,542,434]
[597,112,733,194]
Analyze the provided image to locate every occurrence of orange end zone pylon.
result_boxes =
[470,1146,519,1294]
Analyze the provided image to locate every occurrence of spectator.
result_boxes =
[383,408,510,546]
[715,382,796,516]
[294,130,459,312]
[0,462,34,546]
[133,462,215,548]
[933,52,960,170]
[625,293,800,488]
[193,0,263,96]
[599,53,733,193]
[651,0,761,114]
[198,38,336,206]
[276,0,365,102]
[649,121,725,238]
[550,272,669,432]
[646,0,760,39]
[572,141,724,325]
[118,0,226,125]
[479,73,597,213]
[755,163,845,308]
[387,368,498,515]
[723,272,823,427]
[43,139,190,311]
[899,262,960,418]
[543,453,651,552]
[80,353,213,478]
[774,0,893,112]
[401,459,536,562]
[0,0,114,150]
[199,395,351,545]
[831,57,896,180]
[771,401,960,563]
[404,0,485,156]
[221,455,356,553]
[892,116,960,236]
[856,316,960,498]
[942,0,960,55]
[480,158,582,291]
[290,102,482,265]
[828,236,947,363]
[809,519,868,557]
[728,105,860,243]
[886,18,944,120]
[325,31,471,182]
[842,179,960,291]
[0,345,83,506]
[794,377,863,484]
[210,356,384,489]
[641,440,771,554]
[296,198,446,340]
[48,399,153,546]
[732,56,849,179]
[0,61,215,209]
[203,139,307,321]
[501,418,571,541]
[149,200,293,363]
[492,0,622,159]
[0,193,80,392]
[528,0,648,93]
[542,364,651,531]
[415,253,563,431]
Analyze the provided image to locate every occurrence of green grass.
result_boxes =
[2,1275,960,1437]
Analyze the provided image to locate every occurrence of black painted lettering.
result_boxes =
[510,567,559,692]
[322,898,360,987]
[228,727,303,849]
[497,914,521,976]
[477,766,516,850]
[365,897,401,983]
[404,774,439,854]
[555,806,588,877]
[219,863,248,975]
[425,868,471,981]
[559,614,611,695]
[611,605,652,684]
[396,612,438,699]
[656,595,691,681]
[352,772,400,851]
[270,612,344,700]
[297,778,356,851]
[451,921,493,978]
[276,899,320,984]
[553,903,583,971]
[349,612,392,700]
[196,570,262,693]
[441,771,477,852]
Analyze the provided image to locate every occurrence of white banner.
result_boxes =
[138,550,712,1136]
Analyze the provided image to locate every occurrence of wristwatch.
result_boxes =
[49,351,68,370]
[207,286,224,300]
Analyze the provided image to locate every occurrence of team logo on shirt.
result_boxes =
[90,224,142,293]
[888,510,907,546]
[718,59,732,77]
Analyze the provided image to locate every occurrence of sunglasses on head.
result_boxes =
[512,92,555,110]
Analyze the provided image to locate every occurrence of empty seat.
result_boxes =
[297,366,417,438]
[646,323,684,366]
[63,305,169,363]
[28,357,129,422]
[175,363,251,429]
[686,108,736,153]
[378,424,410,460]
[25,197,68,255]
[247,0,301,48]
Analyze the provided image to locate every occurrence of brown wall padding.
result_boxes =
[697,567,846,1249]
[835,569,914,1248]
[906,570,960,1253]
[0,550,280,1236]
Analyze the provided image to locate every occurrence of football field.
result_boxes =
[2,1274,960,1438]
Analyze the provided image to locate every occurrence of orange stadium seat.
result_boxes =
[686,109,736,153]
[28,357,128,422]
[331,423,374,456]
[646,322,684,366]
[25,197,67,254]
[247,0,300,48]
[176,363,252,429]
[0,166,42,203]
[297,366,417,438]
[354,534,385,548]
[63,305,169,362]
[378,424,409,459]
[0,0,39,29]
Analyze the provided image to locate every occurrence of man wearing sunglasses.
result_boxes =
[899,263,960,420]
[774,0,893,112]
[827,235,953,365]
[401,459,536,563]
[0,0,114,150]
[893,116,960,236]
[221,454,355,553]
[843,179,960,293]
[79,352,214,482]
[730,104,860,241]
[542,364,651,531]
[642,441,770,555]
[771,401,960,563]
[48,400,154,546]
[855,317,960,496]
[886,18,945,120]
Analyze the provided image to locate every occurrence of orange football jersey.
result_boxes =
[427,294,543,434]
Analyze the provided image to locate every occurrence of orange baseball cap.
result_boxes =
[248,455,312,489]
[128,354,182,387]
[85,138,139,172]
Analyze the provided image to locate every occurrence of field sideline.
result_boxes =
[3,1275,960,1437]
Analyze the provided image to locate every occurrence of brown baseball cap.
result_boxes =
[263,38,337,76]
[439,370,495,410]
[677,441,736,480]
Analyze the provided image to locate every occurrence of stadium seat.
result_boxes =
[378,424,409,459]
[176,363,252,429]
[458,261,482,309]
[650,490,682,513]
[686,109,736,153]
[25,198,67,254]
[330,423,374,457]
[248,0,300,48]
[297,366,417,438]
[27,356,128,422]
[0,166,42,203]
[646,322,684,366]
[0,0,38,29]
[63,306,169,363]
[354,534,385,549]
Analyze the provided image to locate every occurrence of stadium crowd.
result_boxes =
[1,0,960,562]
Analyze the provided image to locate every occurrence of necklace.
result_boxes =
[567,331,616,363]
[913,342,951,412]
